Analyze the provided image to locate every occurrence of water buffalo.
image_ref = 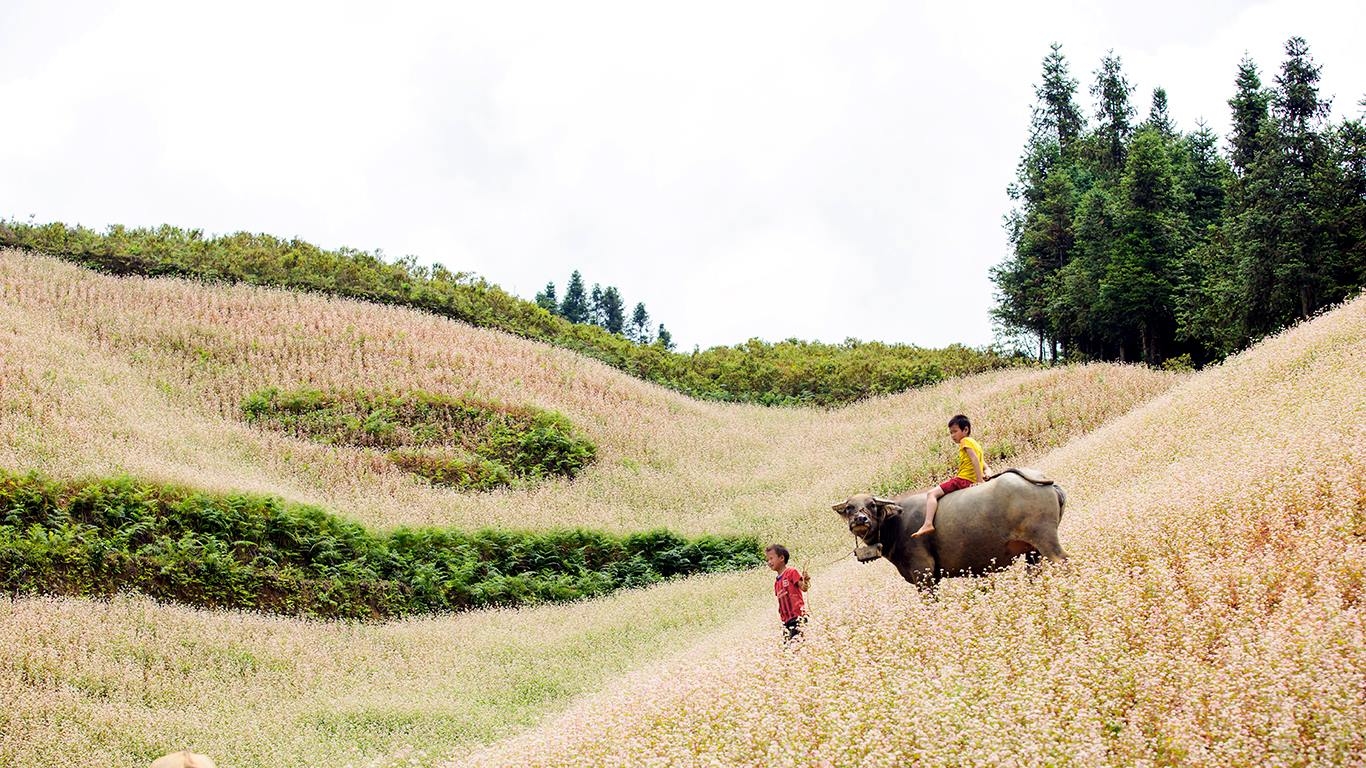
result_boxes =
[831,469,1067,585]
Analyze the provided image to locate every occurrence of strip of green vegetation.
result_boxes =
[0,219,1022,405]
[0,471,761,620]
[242,388,596,491]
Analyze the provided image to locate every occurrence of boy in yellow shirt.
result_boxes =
[912,414,987,538]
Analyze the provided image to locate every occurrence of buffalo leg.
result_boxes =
[896,549,938,586]
[1031,531,1068,562]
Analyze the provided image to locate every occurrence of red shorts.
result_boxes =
[938,476,973,494]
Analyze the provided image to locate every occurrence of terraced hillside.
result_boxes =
[1,249,1189,766]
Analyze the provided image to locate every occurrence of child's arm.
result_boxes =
[967,446,984,483]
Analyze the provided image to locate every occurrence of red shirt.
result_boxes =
[774,566,805,622]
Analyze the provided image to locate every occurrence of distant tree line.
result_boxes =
[535,270,673,349]
[0,220,1018,406]
[993,38,1365,367]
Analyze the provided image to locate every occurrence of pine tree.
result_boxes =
[1102,128,1184,364]
[1226,54,1281,342]
[600,286,626,334]
[559,271,589,324]
[1181,121,1232,234]
[589,284,605,327]
[1145,87,1176,138]
[1259,36,1333,326]
[1227,56,1271,177]
[656,324,674,351]
[630,302,651,343]
[994,43,1086,362]
[1276,37,1332,171]
[1090,52,1136,179]
[534,282,558,314]
[1032,42,1086,156]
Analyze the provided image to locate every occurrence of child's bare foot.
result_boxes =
[912,525,935,538]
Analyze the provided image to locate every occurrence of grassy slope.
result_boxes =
[0,249,1182,766]
[461,294,1366,768]
[0,219,1017,407]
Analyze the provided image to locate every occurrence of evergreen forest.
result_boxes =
[993,38,1365,366]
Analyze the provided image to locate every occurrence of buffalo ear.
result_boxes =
[831,503,846,513]
[873,497,903,518]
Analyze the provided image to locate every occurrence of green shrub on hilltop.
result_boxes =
[1,219,1022,405]
[0,471,762,619]
[242,387,597,490]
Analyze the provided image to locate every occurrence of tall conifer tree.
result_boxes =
[630,302,652,343]
[1090,52,1136,179]
[600,286,626,334]
[1227,56,1271,177]
[1181,121,1232,233]
[534,282,558,314]
[656,324,674,351]
[559,271,589,323]
[588,284,604,327]
[1264,36,1332,325]
[1145,87,1177,138]
[994,43,1086,361]
[1033,42,1086,157]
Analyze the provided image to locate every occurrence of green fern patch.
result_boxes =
[0,471,761,620]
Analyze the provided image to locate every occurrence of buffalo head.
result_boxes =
[832,493,903,543]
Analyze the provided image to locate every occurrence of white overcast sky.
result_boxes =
[2,1,1363,351]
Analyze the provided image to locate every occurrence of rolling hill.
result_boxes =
[10,247,1332,766]
[460,292,1366,767]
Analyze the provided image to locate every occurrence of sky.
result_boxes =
[2,0,1363,352]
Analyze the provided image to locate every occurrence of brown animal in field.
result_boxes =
[832,469,1067,586]
[150,751,217,768]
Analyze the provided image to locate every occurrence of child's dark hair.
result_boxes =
[765,544,790,563]
[948,414,971,435]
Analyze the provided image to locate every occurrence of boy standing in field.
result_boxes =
[765,544,809,643]
[912,414,987,538]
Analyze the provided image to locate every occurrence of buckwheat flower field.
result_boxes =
[457,294,1366,768]
[1,249,1360,767]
